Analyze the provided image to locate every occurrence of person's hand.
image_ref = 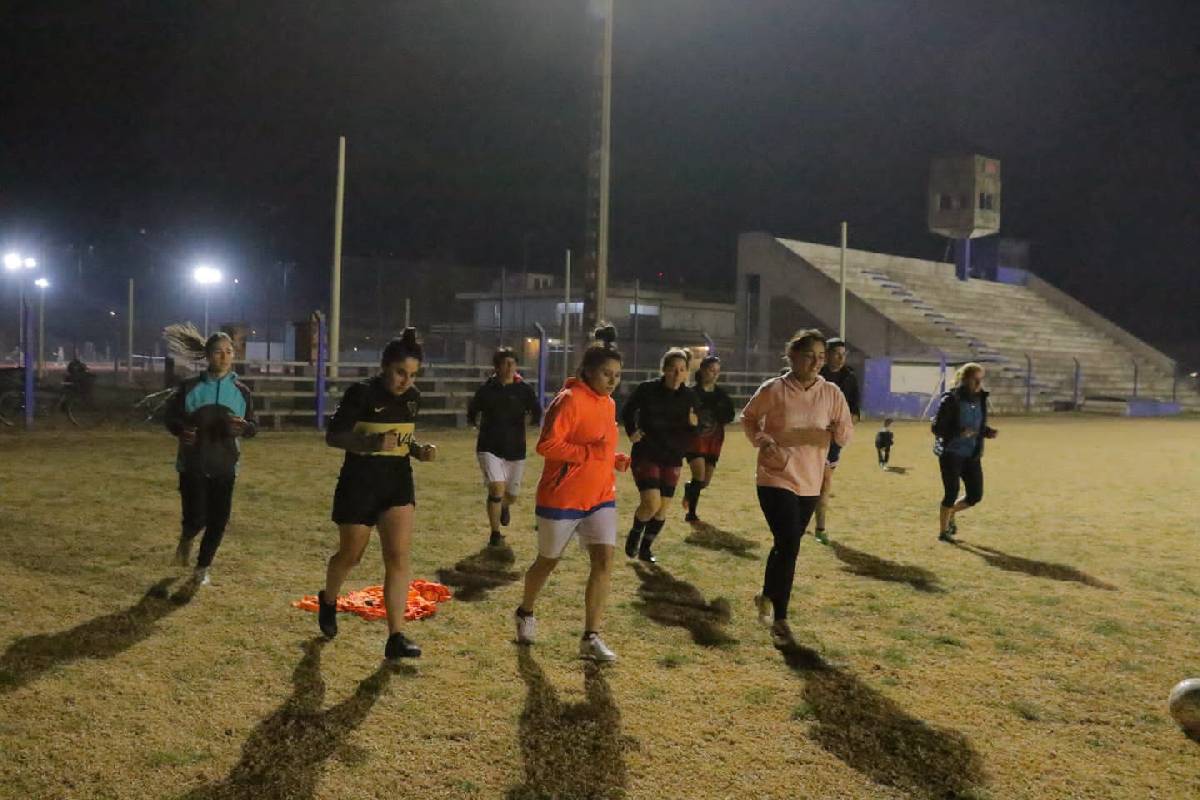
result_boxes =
[688,408,699,427]
[378,431,400,452]
[180,427,197,446]
[227,416,247,436]
[983,427,998,439]
[614,453,631,473]
[960,428,977,438]
[629,429,645,444]
[752,431,776,449]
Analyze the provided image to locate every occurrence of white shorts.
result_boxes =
[535,504,617,559]
[477,452,526,496]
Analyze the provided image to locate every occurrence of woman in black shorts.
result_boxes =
[621,348,698,563]
[681,355,735,523]
[316,329,438,660]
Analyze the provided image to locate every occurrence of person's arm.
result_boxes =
[232,383,258,438]
[829,388,854,448]
[466,384,484,428]
[536,393,602,463]
[846,372,861,419]
[741,381,776,447]
[685,388,700,429]
[716,389,736,425]
[620,382,643,438]
[325,384,379,453]
[931,393,956,439]
[524,383,543,426]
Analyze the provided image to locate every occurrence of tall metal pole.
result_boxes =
[499,266,507,347]
[563,249,571,388]
[37,288,45,380]
[404,297,411,329]
[330,135,347,371]
[23,298,34,428]
[595,0,613,328]
[839,221,847,340]
[203,290,210,337]
[127,278,134,382]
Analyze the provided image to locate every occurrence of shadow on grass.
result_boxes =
[180,637,403,800]
[883,465,910,475]
[0,576,194,694]
[683,521,760,559]
[436,544,520,602]
[629,562,737,647]
[830,542,945,594]
[507,647,633,800]
[955,541,1117,591]
[779,640,987,799]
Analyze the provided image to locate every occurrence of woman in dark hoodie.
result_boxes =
[931,362,998,542]
[163,324,257,587]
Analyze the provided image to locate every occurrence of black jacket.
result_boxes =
[931,387,995,458]
[327,377,422,467]
[164,371,257,479]
[692,382,735,437]
[467,375,542,460]
[820,365,860,417]
[621,379,698,464]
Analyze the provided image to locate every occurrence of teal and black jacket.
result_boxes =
[165,371,257,478]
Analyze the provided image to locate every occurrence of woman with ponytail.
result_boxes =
[315,328,438,661]
[163,324,257,587]
[514,324,628,663]
[681,355,735,523]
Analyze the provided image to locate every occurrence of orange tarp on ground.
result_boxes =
[292,580,452,622]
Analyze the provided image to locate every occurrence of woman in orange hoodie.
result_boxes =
[742,329,853,648]
[514,326,626,662]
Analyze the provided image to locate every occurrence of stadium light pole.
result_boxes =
[34,277,49,379]
[4,252,39,364]
[193,265,224,336]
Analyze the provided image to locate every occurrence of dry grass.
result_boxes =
[1,415,1198,799]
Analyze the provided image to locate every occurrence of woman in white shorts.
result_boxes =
[467,347,542,547]
[513,326,627,662]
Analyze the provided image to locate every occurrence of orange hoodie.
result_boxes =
[534,377,619,518]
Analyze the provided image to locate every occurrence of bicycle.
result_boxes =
[0,376,106,428]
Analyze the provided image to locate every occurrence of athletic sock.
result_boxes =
[641,518,666,548]
[689,481,703,517]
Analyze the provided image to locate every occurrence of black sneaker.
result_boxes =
[318,590,338,638]
[938,530,957,543]
[948,519,958,536]
[684,512,699,523]
[624,529,642,559]
[385,631,421,660]
[488,530,505,547]
[500,505,511,527]
[637,545,657,564]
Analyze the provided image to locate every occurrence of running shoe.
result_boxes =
[384,632,422,660]
[579,633,617,663]
[317,590,338,638]
[814,529,830,546]
[192,567,210,587]
[753,593,774,627]
[938,530,957,543]
[514,609,537,644]
[624,529,642,559]
[488,530,506,548]
[637,545,657,564]
[173,535,192,566]
[500,505,511,527]
[771,620,795,648]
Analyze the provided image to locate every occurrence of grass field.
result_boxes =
[1,415,1198,799]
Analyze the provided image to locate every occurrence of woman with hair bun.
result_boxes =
[681,354,735,523]
[314,327,438,661]
[163,324,258,588]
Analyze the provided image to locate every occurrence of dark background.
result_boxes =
[1,1,1196,362]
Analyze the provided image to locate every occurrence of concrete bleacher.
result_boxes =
[774,239,1191,413]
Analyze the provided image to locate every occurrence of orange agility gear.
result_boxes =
[293,580,452,622]
[534,377,620,518]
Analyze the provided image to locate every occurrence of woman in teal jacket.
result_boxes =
[164,324,257,585]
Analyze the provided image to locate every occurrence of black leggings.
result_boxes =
[179,472,236,568]
[756,486,819,622]
[938,453,983,508]
[876,446,891,465]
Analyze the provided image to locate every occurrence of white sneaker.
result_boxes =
[193,567,210,587]
[579,633,617,663]
[514,610,537,644]
[753,594,774,627]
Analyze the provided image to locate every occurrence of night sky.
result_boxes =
[2,1,1197,360]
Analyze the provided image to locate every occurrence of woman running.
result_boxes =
[316,328,438,661]
[163,324,257,588]
[931,362,997,542]
[742,329,853,647]
[681,355,735,523]
[467,347,543,547]
[514,325,626,662]
[621,348,699,563]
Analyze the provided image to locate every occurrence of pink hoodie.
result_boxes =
[741,373,854,496]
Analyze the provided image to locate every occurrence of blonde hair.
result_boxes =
[163,323,232,363]
[954,362,984,386]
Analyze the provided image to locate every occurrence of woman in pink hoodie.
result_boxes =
[742,329,853,647]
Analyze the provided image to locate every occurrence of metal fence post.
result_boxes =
[316,312,327,431]
[1131,358,1138,399]
[1024,353,1032,412]
[1072,357,1081,409]
[534,322,548,409]
[23,298,35,428]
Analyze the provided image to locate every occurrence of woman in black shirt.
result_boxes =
[681,355,735,523]
[621,348,698,563]
[315,328,438,661]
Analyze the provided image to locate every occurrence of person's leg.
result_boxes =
[583,544,614,632]
[325,524,372,598]
[938,454,964,538]
[377,504,415,635]
[522,516,574,613]
[814,466,833,544]
[176,471,206,564]
[640,466,679,561]
[757,487,815,621]
[520,555,559,613]
[957,457,984,512]
[501,459,525,528]
[486,480,507,544]
[626,484,661,557]
[688,459,716,520]
[876,447,885,466]
[883,445,891,466]
[196,476,236,570]
[683,456,705,520]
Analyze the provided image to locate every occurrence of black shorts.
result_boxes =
[331,460,415,526]
[632,457,682,497]
[684,452,720,466]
